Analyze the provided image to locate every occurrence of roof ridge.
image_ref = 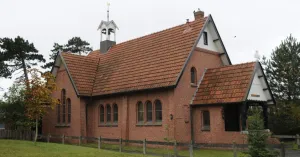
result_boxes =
[89,17,207,54]
[206,61,257,70]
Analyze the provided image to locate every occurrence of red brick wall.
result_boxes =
[193,106,247,144]
[86,89,174,141]
[42,64,83,137]
[43,49,246,145]
[173,49,223,143]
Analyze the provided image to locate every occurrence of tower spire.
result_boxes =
[107,2,110,22]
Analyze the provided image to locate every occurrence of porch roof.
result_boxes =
[191,62,275,105]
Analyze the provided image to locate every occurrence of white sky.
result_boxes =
[1,0,300,97]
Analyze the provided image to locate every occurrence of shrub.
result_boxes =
[246,109,278,157]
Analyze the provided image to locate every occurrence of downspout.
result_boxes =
[190,105,194,144]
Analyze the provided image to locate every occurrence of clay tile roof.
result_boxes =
[61,17,207,96]
[192,62,257,105]
[62,53,99,96]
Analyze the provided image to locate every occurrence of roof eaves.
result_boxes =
[59,53,80,97]
[257,62,276,105]
[50,51,60,74]
[243,62,259,101]
[174,17,210,86]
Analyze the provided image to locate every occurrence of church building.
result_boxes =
[42,9,275,144]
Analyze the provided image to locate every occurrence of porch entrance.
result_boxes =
[224,104,240,131]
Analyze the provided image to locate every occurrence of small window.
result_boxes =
[57,99,61,124]
[99,105,104,124]
[67,98,71,124]
[202,110,210,131]
[203,31,208,45]
[62,104,66,123]
[146,101,152,122]
[106,104,111,123]
[191,67,197,84]
[155,100,162,122]
[113,104,118,123]
[61,89,66,105]
[137,101,144,123]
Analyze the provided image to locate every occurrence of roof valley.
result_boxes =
[90,58,101,96]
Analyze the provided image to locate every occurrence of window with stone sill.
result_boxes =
[202,110,210,131]
[113,104,118,124]
[154,100,162,123]
[191,67,197,85]
[56,99,61,124]
[67,98,71,124]
[99,105,104,125]
[136,100,163,126]
[146,101,152,122]
[137,101,144,123]
[106,104,111,124]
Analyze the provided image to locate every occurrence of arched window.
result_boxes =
[106,104,111,123]
[61,89,66,105]
[99,105,104,124]
[146,101,152,122]
[113,104,118,123]
[57,99,61,124]
[67,98,71,124]
[191,67,197,84]
[62,104,66,123]
[137,101,144,123]
[155,100,162,122]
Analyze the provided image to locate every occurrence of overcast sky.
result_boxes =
[0,0,299,97]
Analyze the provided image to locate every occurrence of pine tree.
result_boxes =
[64,37,93,55]
[42,43,63,69]
[0,36,45,83]
[262,34,300,101]
[247,109,278,157]
[43,37,92,70]
[262,34,300,135]
[0,61,11,78]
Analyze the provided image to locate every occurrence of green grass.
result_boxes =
[82,142,236,157]
[0,139,236,157]
[0,140,151,157]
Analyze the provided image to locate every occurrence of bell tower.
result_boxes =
[97,3,118,53]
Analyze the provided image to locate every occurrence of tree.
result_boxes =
[0,61,11,78]
[64,37,92,55]
[24,69,58,143]
[43,37,92,70]
[268,102,300,135]
[262,34,300,135]
[262,34,300,101]
[0,36,45,83]
[246,109,278,157]
[42,43,63,69]
[0,83,34,130]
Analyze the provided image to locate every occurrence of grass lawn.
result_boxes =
[0,140,150,157]
[82,142,236,157]
[0,139,236,157]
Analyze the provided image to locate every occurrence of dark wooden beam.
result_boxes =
[263,88,268,91]
[258,75,263,78]
[213,39,220,42]
[54,65,60,68]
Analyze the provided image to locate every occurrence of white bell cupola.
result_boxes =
[97,3,118,53]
